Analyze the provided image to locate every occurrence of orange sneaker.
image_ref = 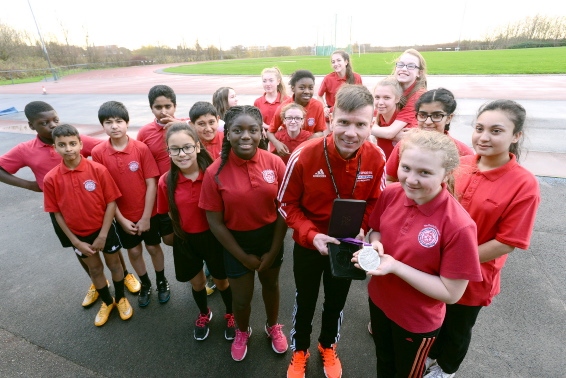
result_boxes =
[318,343,342,378]
[287,350,310,378]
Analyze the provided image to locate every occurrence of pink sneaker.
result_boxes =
[265,323,288,353]
[231,327,252,361]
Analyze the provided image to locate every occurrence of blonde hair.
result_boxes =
[400,129,460,195]
[261,67,287,98]
[393,48,428,108]
[374,76,403,102]
[280,102,306,120]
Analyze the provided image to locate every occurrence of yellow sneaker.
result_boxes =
[82,283,99,307]
[117,297,133,321]
[94,301,115,327]
[205,284,215,296]
[124,273,141,293]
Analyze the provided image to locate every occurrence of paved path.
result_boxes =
[0,65,565,377]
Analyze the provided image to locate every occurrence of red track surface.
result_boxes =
[1,64,565,100]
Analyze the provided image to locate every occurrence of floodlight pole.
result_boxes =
[457,2,467,51]
[28,0,57,81]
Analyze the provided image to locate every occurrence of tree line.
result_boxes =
[1,14,565,80]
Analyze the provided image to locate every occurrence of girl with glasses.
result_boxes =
[157,123,235,341]
[371,49,428,151]
[269,103,312,164]
[267,70,326,157]
[385,88,474,184]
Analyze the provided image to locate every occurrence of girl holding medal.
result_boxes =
[424,100,541,377]
[353,128,482,377]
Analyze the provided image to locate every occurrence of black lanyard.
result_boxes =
[323,137,361,199]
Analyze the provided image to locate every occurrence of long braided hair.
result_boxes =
[165,122,213,239]
[214,105,265,185]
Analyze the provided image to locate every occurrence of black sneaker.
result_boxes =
[138,284,151,307]
[156,279,170,303]
[194,308,213,341]
[224,313,236,341]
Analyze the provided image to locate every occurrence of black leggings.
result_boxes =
[370,299,438,378]
[427,303,483,374]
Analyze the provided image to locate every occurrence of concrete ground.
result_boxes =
[0,66,565,377]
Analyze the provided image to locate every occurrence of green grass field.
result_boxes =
[164,47,566,75]
[0,75,52,86]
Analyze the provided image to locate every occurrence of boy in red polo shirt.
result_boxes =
[93,101,171,307]
[43,124,133,327]
[278,84,386,378]
[138,84,186,248]
[0,101,139,308]
[189,101,223,160]
[138,85,189,175]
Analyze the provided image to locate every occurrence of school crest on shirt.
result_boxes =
[84,180,96,192]
[128,161,140,172]
[262,169,276,184]
[418,224,440,248]
[307,117,315,127]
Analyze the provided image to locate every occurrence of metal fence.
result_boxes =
[0,60,153,84]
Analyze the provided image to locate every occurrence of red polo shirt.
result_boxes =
[396,83,426,126]
[368,184,482,333]
[455,154,540,306]
[137,118,189,175]
[254,93,290,125]
[277,134,386,249]
[269,96,326,134]
[385,133,474,180]
[0,135,101,191]
[375,110,400,159]
[157,171,209,234]
[318,72,363,108]
[199,148,286,231]
[43,157,121,236]
[270,129,312,164]
[92,138,160,222]
[202,131,224,160]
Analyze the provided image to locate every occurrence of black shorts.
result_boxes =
[223,221,284,278]
[117,214,162,249]
[157,213,174,237]
[172,229,226,282]
[49,214,122,258]
[50,212,73,248]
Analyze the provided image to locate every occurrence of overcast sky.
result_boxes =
[5,1,566,50]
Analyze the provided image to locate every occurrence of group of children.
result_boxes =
[0,48,541,378]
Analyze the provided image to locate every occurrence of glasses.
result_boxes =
[395,62,420,70]
[416,113,447,123]
[284,117,304,122]
[167,145,196,156]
